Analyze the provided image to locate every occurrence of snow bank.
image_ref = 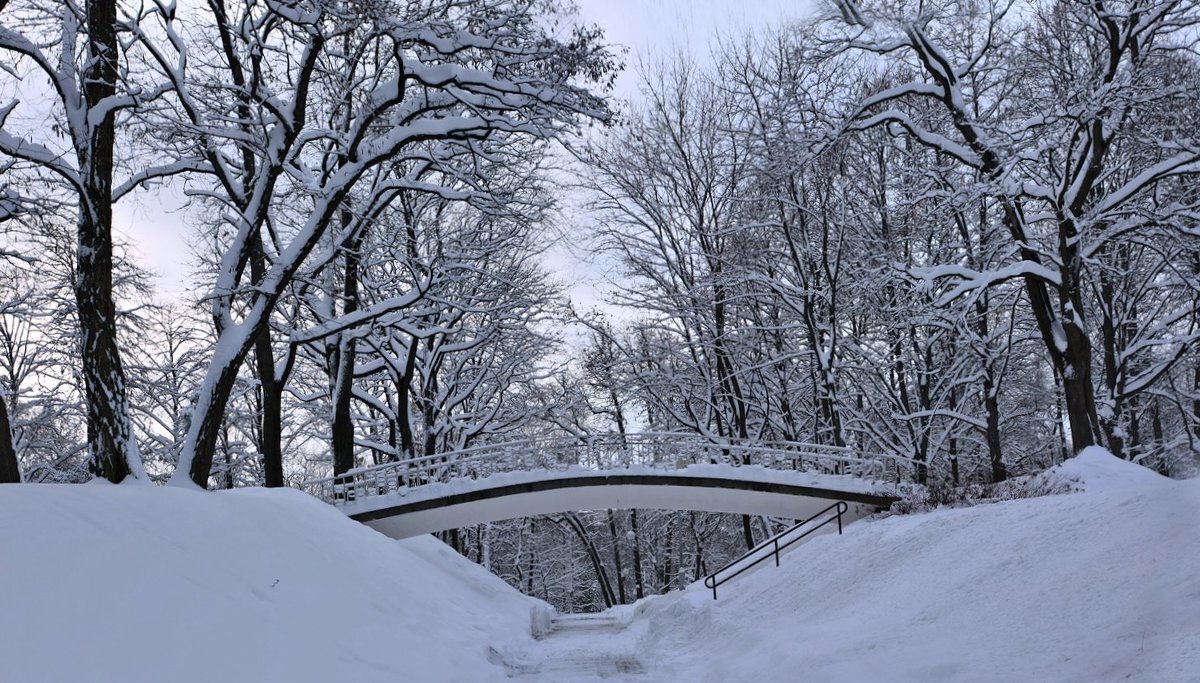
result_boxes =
[616,465,1199,682]
[0,484,538,683]
[1051,446,1173,493]
[4,450,1194,682]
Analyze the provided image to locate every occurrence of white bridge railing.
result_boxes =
[299,432,907,506]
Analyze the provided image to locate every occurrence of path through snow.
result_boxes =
[489,450,1199,682]
[497,612,652,681]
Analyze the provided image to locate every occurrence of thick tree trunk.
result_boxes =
[997,199,1101,456]
[181,329,258,487]
[1060,335,1101,453]
[250,239,284,487]
[740,514,755,552]
[1193,363,1200,445]
[394,337,419,459]
[78,0,142,483]
[257,349,284,486]
[331,247,360,476]
[0,396,19,483]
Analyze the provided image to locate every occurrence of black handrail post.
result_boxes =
[773,538,780,566]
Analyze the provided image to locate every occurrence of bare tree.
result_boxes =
[0,0,172,480]
[129,0,614,486]
[826,0,1200,454]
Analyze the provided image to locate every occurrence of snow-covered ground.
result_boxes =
[0,484,543,683]
[496,449,1200,681]
[2,448,1197,682]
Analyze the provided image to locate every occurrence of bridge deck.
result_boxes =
[299,434,909,538]
[341,465,900,538]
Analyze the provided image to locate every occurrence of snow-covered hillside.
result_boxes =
[0,484,541,683]
[498,449,1199,681]
[2,449,1196,682]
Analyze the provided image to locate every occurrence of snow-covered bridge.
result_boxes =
[299,433,904,539]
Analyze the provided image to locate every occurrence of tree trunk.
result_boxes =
[740,514,755,552]
[394,337,419,459]
[250,238,284,487]
[331,246,360,476]
[972,295,1006,483]
[606,509,626,604]
[0,395,19,483]
[78,0,142,483]
[984,379,1005,483]
[564,514,614,609]
[1193,363,1199,445]
[661,514,676,592]
[630,509,645,600]
[181,332,256,487]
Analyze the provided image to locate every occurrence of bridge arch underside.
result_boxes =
[352,474,898,539]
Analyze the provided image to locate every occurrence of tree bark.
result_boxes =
[250,238,284,487]
[78,0,142,483]
[0,395,19,483]
[1193,363,1200,445]
[630,509,645,600]
[330,244,360,476]
[394,337,420,459]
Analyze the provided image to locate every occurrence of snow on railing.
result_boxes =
[298,432,908,506]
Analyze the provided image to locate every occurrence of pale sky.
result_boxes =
[117,0,812,302]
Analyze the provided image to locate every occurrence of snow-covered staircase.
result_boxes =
[545,612,626,635]
[496,611,645,680]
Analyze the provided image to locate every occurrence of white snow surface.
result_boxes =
[498,449,1199,681]
[2,449,1196,682]
[0,484,540,683]
[1052,445,1175,492]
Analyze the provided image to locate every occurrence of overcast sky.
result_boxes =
[118,0,812,302]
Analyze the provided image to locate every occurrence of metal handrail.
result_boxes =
[703,500,848,600]
[298,433,910,507]
[307,433,864,484]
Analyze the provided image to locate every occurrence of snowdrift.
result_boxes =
[624,449,1199,681]
[0,484,538,683]
[2,449,1195,682]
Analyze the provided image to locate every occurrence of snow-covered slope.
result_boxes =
[0,484,539,683]
[593,450,1198,682]
[3,450,1196,682]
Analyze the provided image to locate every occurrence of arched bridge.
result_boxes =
[299,433,906,539]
